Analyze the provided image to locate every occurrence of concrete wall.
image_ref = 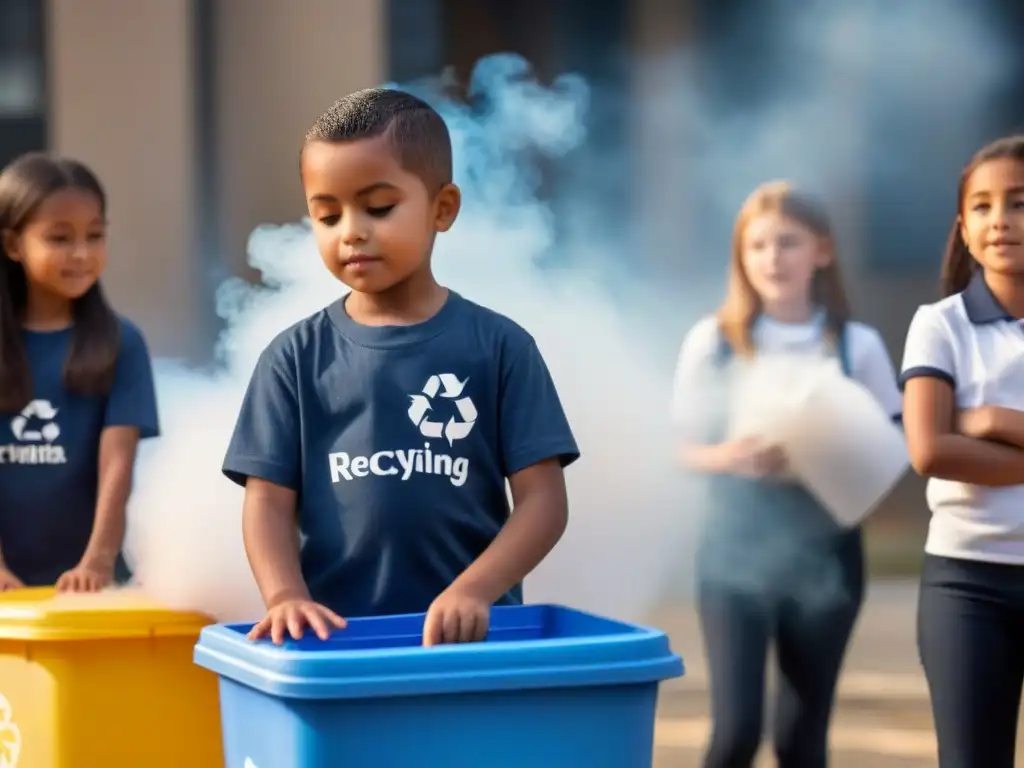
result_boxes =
[213,0,384,280]
[47,0,385,356]
[48,0,199,357]
[45,0,930,360]
[630,0,694,280]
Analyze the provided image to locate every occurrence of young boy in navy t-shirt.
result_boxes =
[223,88,579,646]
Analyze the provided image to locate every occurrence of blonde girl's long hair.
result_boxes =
[716,180,851,357]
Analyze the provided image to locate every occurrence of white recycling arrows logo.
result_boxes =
[407,374,477,446]
[0,692,21,768]
[10,399,60,443]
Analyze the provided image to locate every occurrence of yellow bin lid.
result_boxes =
[0,587,213,641]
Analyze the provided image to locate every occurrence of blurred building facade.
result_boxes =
[2,0,384,357]
[2,0,1021,546]
[2,0,1023,361]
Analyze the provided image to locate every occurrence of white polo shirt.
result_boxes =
[901,274,1024,564]
[672,311,902,436]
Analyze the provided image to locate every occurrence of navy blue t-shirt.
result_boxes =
[223,291,579,618]
[0,318,160,585]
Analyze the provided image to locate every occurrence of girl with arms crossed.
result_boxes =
[902,135,1024,768]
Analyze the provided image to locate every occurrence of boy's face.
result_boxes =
[301,136,460,295]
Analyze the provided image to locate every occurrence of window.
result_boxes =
[0,0,46,168]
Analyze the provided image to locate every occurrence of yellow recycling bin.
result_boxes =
[0,587,223,768]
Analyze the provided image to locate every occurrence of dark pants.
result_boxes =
[697,532,864,768]
[918,554,1024,768]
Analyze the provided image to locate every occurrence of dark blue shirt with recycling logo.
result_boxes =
[223,291,579,618]
[0,319,160,585]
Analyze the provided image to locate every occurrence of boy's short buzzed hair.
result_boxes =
[305,88,453,192]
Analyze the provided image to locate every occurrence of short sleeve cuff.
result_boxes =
[505,440,581,476]
[899,366,955,390]
[222,455,298,489]
[105,417,160,440]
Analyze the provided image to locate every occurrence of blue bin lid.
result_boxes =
[193,604,684,700]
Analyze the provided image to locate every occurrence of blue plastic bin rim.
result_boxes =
[193,604,684,700]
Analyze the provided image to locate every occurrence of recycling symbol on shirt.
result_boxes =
[10,399,61,443]
[407,374,478,446]
[0,692,21,768]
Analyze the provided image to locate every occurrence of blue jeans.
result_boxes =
[696,479,864,768]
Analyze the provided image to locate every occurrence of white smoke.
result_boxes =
[637,0,1013,290]
[125,56,688,624]
[124,2,1012,624]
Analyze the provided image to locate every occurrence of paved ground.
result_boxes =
[649,579,943,767]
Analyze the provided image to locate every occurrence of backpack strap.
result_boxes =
[713,332,734,369]
[836,322,852,377]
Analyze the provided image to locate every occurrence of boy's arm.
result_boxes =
[425,335,577,646]
[222,338,312,606]
[242,479,310,607]
[458,336,578,602]
[449,458,568,603]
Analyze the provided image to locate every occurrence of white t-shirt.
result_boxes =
[901,274,1024,564]
[671,311,902,437]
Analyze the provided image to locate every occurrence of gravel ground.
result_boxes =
[648,579,967,767]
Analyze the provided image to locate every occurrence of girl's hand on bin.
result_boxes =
[423,586,490,647]
[0,567,23,591]
[56,561,113,592]
[248,598,347,645]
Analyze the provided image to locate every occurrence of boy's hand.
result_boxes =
[247,598,347,645]
[0,567,23,591]
[56,560,113,592]
[422,585,491,647]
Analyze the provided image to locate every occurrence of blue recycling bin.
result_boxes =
[194,604,684,768]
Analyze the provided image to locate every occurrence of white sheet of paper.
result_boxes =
[775,367,909,527]
[726,354,835,442]
[726,354,837,482]
[725,355,908,526]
